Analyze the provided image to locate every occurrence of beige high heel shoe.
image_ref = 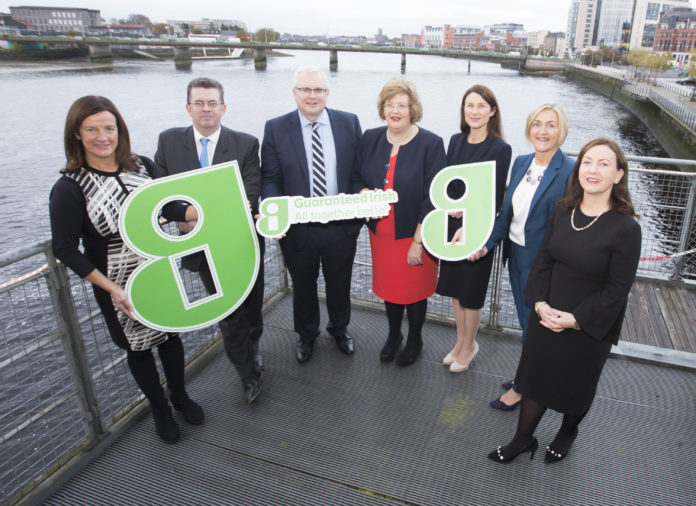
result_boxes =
[443,352,456,366]
[449,341,479,373]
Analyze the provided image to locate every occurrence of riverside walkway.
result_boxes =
[42,294,696,505]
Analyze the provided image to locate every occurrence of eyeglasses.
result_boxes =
[190,100,221,108]
[383,103,410,112]
[294,87,328,97]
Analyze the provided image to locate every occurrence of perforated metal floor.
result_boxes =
[46,295,696,505]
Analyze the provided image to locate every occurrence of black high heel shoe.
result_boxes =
[545,428,578,464]
[487,437,538,464]
[380,333,403,362]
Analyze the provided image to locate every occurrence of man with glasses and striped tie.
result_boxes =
[155,77,265,405]
[261,66,363,363]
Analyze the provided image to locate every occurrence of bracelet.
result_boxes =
[412,239,423,245]
[534,301,547,315]
[573,320,581,331]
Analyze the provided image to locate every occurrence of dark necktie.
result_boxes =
[311,122,326,197]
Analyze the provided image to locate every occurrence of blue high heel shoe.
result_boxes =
[489,397,521,411]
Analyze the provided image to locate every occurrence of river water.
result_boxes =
[0,50,668,255]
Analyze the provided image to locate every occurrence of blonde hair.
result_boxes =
[377,77,423,123]
[524,103,568,149]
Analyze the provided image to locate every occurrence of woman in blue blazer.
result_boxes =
[469,103,574,410]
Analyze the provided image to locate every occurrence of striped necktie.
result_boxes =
[200,138,210,168]
[311,122,326,197]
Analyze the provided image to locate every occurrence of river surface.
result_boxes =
[0,50,669,254]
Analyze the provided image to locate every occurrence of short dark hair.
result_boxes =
[187,77,225,104]
[557,137,637,217]
[62,95,136,174]
[459,84,504,139]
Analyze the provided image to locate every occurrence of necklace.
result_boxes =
[387,125,416,145]
[525,168,544,186]
[570,206,609,231]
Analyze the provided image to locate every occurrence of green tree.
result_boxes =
[254,28,276,43]
[687,49,696,78]
[191,27,203,35]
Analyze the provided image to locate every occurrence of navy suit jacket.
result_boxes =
[485,148,574,270]
[261,108,363,248]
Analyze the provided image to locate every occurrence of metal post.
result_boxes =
[672,179,696,280]
[329,49,338,71]
[44,249,104,441]
[485,248,504,330]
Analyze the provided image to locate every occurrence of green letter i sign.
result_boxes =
[119,163,259,332]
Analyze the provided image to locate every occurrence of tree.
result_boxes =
[125,13,152,29]
[687,48,696,78]
[152,23,171,36]
[254,28,276,43]
[191,27,203,35]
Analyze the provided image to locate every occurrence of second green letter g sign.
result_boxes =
[421,161,496,261]
[119,163,259,332]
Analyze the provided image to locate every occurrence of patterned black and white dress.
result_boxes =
[49,158,184,351]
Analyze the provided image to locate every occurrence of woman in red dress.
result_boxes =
[353,78,447,366]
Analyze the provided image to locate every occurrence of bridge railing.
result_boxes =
[649,90,696,132]
[0,163,695,504]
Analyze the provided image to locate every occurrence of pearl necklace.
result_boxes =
[570,206,609,231]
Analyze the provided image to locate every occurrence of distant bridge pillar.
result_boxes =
[401,53,406,72]
[88,44,112,62]
[173,46,192,70]
[329,49,338,71]
[254,48,267,70]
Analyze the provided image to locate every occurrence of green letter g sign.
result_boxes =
[119,163,259,332]
[421,161,496,261]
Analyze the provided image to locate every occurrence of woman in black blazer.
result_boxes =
[353,78,447,366]
[436,84,512,373]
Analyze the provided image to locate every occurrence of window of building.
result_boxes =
[645,3,659,21]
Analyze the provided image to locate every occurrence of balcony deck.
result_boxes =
[44,294,696,505]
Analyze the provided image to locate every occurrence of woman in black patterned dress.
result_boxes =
[488,138,641,464]
[49,96,204,443]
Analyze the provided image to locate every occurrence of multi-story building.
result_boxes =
[420,24,454,48]
[543,32,567,55]
[527,30,550,48]
[630,0,691,48]
[566,0,600,54]
[9,5,101,34]
[653,7,696,66]
[452,26,483,50]
[487,23,524,33]
[401,33,420,47]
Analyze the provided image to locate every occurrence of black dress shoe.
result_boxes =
[396,341,422,367]
[332,332,354,355]
[380,333,403,362]
[171,394,205,425]
[243,375,263,404]
[152,404,180,443]
[296,339,314,363]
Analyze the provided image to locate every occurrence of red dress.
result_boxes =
[369,153,438,304]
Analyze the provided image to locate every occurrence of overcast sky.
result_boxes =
[1,1,571,35]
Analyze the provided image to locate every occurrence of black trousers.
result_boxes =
[198,235,265,381]
[280,223,358,342]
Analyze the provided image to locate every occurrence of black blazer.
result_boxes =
[353,126,447,239]
[155,125,261,270]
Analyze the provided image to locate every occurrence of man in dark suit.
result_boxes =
[261,66,362,363]
[155,77,265,404]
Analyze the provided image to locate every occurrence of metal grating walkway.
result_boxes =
[46,295,696,505]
